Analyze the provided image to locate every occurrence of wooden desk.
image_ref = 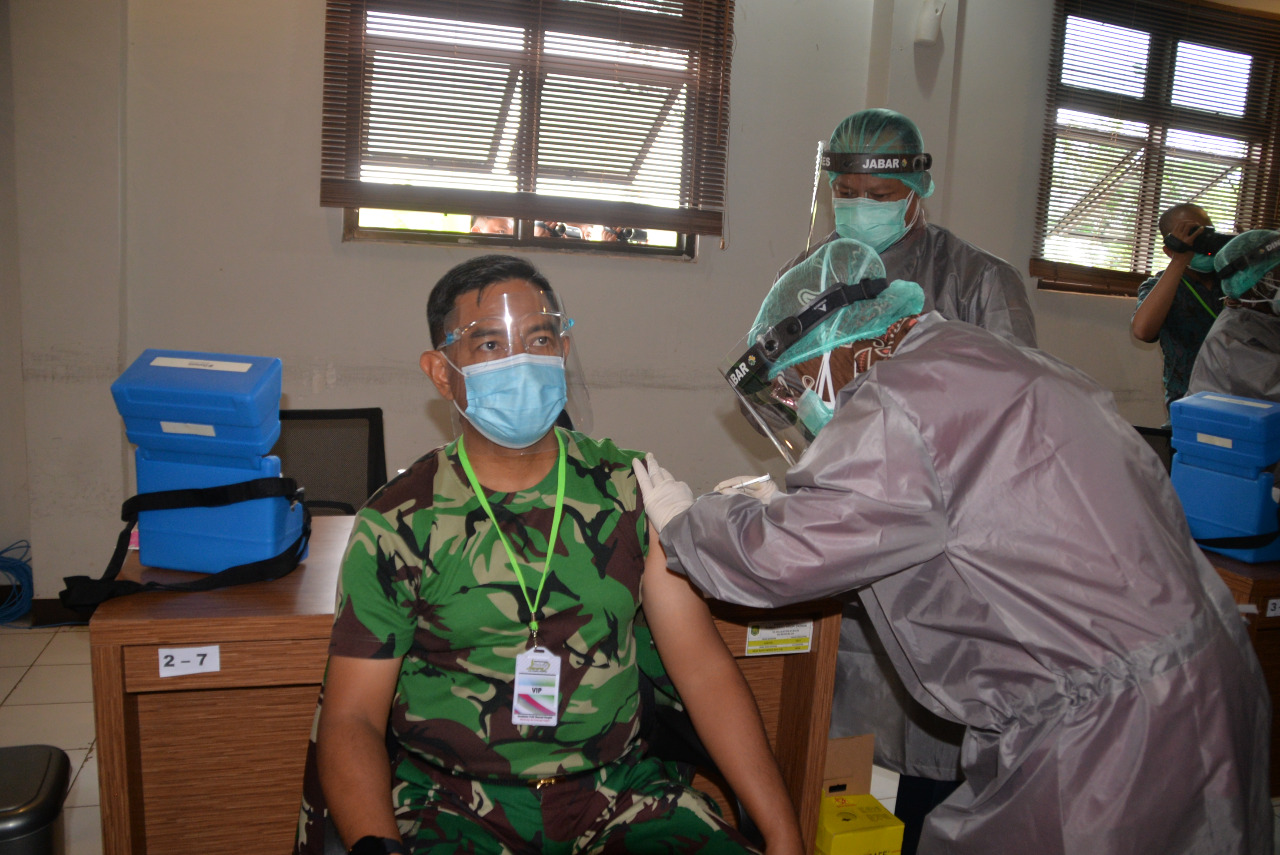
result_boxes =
[1207,552,1280,795]
[91,516,839,855]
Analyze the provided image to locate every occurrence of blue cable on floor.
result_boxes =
[0,540,33,625]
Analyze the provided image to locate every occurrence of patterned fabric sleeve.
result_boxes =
[329,509,418,660]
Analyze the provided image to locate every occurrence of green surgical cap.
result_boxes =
[828,108,936,198]
[1216,229,1280,299]
[753,238,926,375]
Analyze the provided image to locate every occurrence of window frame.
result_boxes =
[321,0,736,254]
[1033,0,1280,296]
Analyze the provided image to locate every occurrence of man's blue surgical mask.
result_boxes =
[832,196,912,252]
[458,353,567,449]
[1188,253,1217,274]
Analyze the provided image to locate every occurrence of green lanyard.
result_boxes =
[1181,277,1219,320]
[456,430,567,643]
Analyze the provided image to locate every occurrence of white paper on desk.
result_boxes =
[158,645,221,677]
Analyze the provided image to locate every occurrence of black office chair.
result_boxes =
[272,408,388,515]
[1134,425,1174,474]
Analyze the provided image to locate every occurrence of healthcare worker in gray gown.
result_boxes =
[780,108,1036,852]
[1188,229,1280,402]
[635,238,1272,855]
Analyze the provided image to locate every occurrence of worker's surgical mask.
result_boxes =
[796,349,839,436]
[832,196,913,252]
[795,389,834,435]
[457,353,567,449]
[1188,254,1217,274]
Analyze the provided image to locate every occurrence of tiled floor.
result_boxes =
[1,620,1277,854]
[0,621,101,855]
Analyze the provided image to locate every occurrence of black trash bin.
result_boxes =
[0,745,71,855]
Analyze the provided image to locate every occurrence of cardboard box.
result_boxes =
[815,735,904,855]
[821,734,874,798]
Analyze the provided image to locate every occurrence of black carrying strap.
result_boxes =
[59,477,311,614]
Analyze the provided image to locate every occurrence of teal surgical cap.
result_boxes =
[1216,229,1280,299]
[828,108,936,198]
[753,238,926,375]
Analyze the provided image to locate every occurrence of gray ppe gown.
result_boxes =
[1187,306,1280,402]
[661,314,1271,855]
[781,224,1037,779]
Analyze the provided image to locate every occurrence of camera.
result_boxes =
[1164,227,1235,256]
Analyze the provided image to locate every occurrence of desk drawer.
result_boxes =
[123,637,329,693]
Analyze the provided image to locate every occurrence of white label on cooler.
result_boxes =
[158,645,220,677]
[743,620,814,656]
[1266,599,1280,619]
[1195,432,1233,449]
[150,356,252,373]
[160,421,217,437]
[1204,394,1271,410]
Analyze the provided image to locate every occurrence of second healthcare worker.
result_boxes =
[783,108,1036,349]
[635,238,1271,855]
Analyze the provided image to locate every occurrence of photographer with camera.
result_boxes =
[1131,203,1228,415]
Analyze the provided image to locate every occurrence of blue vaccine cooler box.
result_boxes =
[111,349,303,573]
[111,349,283,460]
[1170,392,1280,563]
[133,449,305,573]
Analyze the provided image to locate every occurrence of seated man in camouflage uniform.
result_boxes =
[315,255,802,855]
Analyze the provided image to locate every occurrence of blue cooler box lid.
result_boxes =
[1170,392,1280,472]
[112,349,283,458]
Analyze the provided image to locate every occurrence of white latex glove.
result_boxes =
[632,453,694,533]
[714,474,780,502]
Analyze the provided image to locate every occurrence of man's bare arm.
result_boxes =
[641,523,804,855]
[317,654,404,847]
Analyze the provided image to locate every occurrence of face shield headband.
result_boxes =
[723,276,890,464]
[1216,235,1280,286]
[820,150,933,176]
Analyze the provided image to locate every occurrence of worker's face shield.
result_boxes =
[721,346,814,466]
[721,278,890,466]
[802,145,935,253]
[1217,231,1280,309]
[429,282,592,454]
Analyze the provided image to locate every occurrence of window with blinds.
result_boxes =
[321,0,735,255]
[1032,0,1280,295]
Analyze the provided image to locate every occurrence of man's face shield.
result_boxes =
[722,278,889,466]
[434,284,593,452]
[443,308,571,365]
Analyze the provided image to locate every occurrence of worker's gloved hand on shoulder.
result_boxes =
[632,453,694,533]
[714,475,780,502]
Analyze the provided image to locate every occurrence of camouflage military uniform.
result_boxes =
[327,429,756,853]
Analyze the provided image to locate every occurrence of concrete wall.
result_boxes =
[6,0,1189,597]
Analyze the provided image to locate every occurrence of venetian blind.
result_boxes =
[321,0,735,236]
[1032,0,1280,295]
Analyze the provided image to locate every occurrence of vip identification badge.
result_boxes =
[513,646,561,726]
